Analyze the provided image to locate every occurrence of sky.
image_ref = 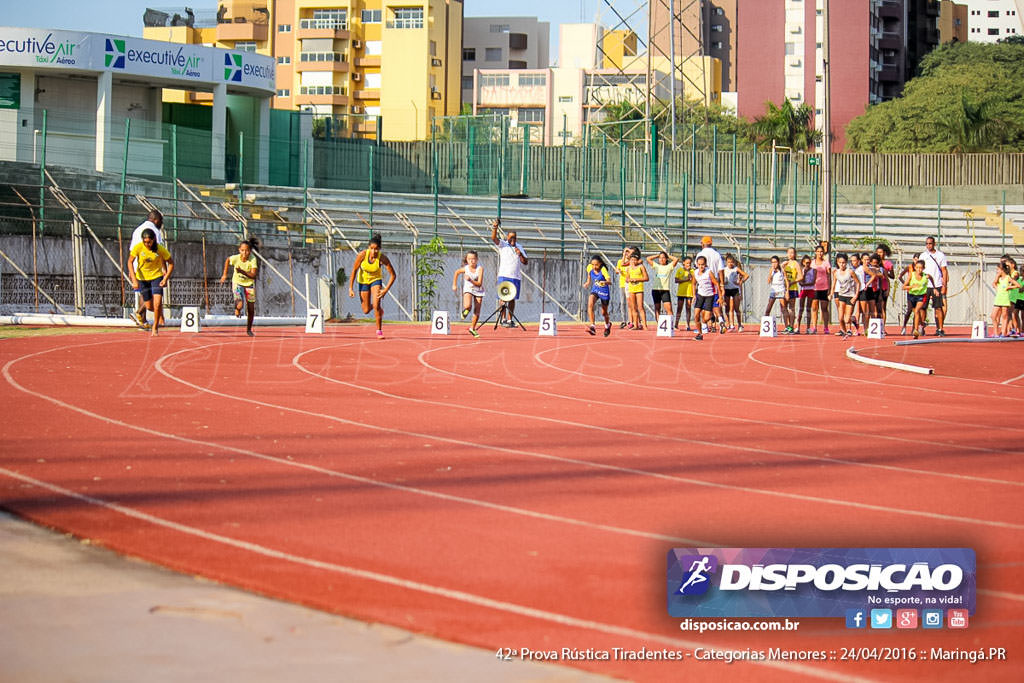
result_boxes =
[4,1,611,56]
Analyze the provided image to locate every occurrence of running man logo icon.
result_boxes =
[677,554,718,596]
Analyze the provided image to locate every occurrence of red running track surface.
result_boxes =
[1,325,1022,682]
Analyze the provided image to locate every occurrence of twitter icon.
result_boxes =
[870,609,893,629]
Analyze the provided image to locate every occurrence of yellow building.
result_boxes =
[143,1,464,140]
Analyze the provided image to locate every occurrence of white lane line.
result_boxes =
[845,346,933,375]
[1001,370,1024,386]
[0,343,704,546]
[746,346,1024,402]
[0,466,875,683]
[149,342,1024,530]
[405,344,1023,488]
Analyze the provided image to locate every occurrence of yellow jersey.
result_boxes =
[229,254,258,287]
[617,258,629,288]
[784,260,801,291]
[675,267,694,298]
[357,252,384,285]
[626,265,645,294]
[130,242,171,281]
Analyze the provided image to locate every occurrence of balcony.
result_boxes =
[354,119,378,134]
[879,65,902,82]
[297,18,350,40]
[216,19,269,42]
[878,2,903,20]
[295,87,350,107]
[353,89,381,100]
[297,52,350,72]
[355,55,381,68]
[509,32,528,50]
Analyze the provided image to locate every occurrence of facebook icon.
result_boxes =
[845,609,867,629]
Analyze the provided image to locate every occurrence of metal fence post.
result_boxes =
[432,116,438,236]
[682,172,688,254]
[497,115,506,219]
[619,125,626,248]
[117,118,131,235]
[731,133,737,228]
[712,124,718,215]
[171,123,179,239]
[238,130,245,237]
[301,138,309,241]
[1002,190,1007,253]
[39,109,46,235]
[752,142,758,238]
[368,143,375,228]
[560,114,567,258]
[936,186,942,243]
[521,123,530,196]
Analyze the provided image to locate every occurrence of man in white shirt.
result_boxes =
[695,236,727,333]
[128,210,164,328]
[917,235,949,336]
[491,218,528,327]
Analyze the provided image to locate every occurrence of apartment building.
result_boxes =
[461,17,550,104]
[962,0,1024,41]
[939,0,970,42]
[143,0,464,141]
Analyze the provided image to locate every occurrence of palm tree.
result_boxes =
[750,99,822,151]
[932,93,1004,153]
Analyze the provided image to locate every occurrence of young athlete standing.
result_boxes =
[219,238,260,337]
[810,244,832,334]
[692,255,718,341]
[764,256,790,326]
[583,254,613,336]
[348,234,396,338]
[797,255,815,333]
[992,261,1021,337]
[674,256,695,330]
[646,250,680,321]
[722,254,750,332]
[782,247,801,334]
[452,250,485,337]
[622,249,649,330]
[830,253,861,338]
[903,260,936,339]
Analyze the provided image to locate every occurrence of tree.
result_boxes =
[846,41,1024,152]
[749,99,822,151]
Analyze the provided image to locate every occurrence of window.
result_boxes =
[276,89,290,97]
[989,28,1000,35]
[715,7,724,15]
[712,41,723,49]
[299,51,347,62]
[235,41,257,52]
[361,9,382,23]
[463,48,476,61]
[485,47,502,61]
[518,108,544,123]
[988,10,999,18]
[785,42,796,55]
[299,85,345,95]
[278,24,291,33]
[461,76,473,89]
[277,55,291,64]
[489,24,510,33]
[517,73,546,87]
[558,95,573,103]
[430,40,437,57]
[364,72,381,88]
[389,7,424,29]
[711,24,722,32]
[302,9,347,30]
[478,74,510,88]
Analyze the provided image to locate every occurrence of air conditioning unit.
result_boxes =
[352,72,361,81]
[351,105,363,114]
[788,57,802,67]
[352,39,362,49]
[431,58,442,67]
[431,90,442,100]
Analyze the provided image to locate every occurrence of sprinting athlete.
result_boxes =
[583,254,613,337]
[452,250,485,337]
[348,234,396,338]
[219,237,260,337]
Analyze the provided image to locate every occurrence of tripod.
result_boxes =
[477,300,526,331]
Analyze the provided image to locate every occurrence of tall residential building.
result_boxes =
[144,1,464,141]
[963,0,1024,41]
[939,1,969,42]
[651,0,738,93]
[462,17,550,104]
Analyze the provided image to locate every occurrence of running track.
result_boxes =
[1,325,1022,682]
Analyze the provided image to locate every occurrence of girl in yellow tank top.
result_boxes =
[623,249,649,330]
[348,234,396,337]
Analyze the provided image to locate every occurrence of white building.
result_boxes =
[461,17,550,107]
[963,0,1024,42]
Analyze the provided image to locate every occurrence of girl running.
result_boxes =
[782,247,801,334]
[875,244,895,328]
[126,228,174,337]
[583,254,613,336]
[764,256,789,326]
[810,244,832,334]
[219,237,260,337]
[992,261,1021,337]
[830,253,861,338]
[452,250,484,337]
[348,234,396,338]
[722,254,749,332]
[797,255,815,333]
[622,248,649,330]
[646,250,680,321]
[692,255,718,341]
[903,260,936,339]
[674,256,695,330]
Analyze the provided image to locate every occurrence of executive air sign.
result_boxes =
[0,27,273,93]
[667,548,976,618]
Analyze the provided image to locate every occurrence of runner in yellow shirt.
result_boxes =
[220,238,260,337]
[674,256,694,331]
[127,228,174,336]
